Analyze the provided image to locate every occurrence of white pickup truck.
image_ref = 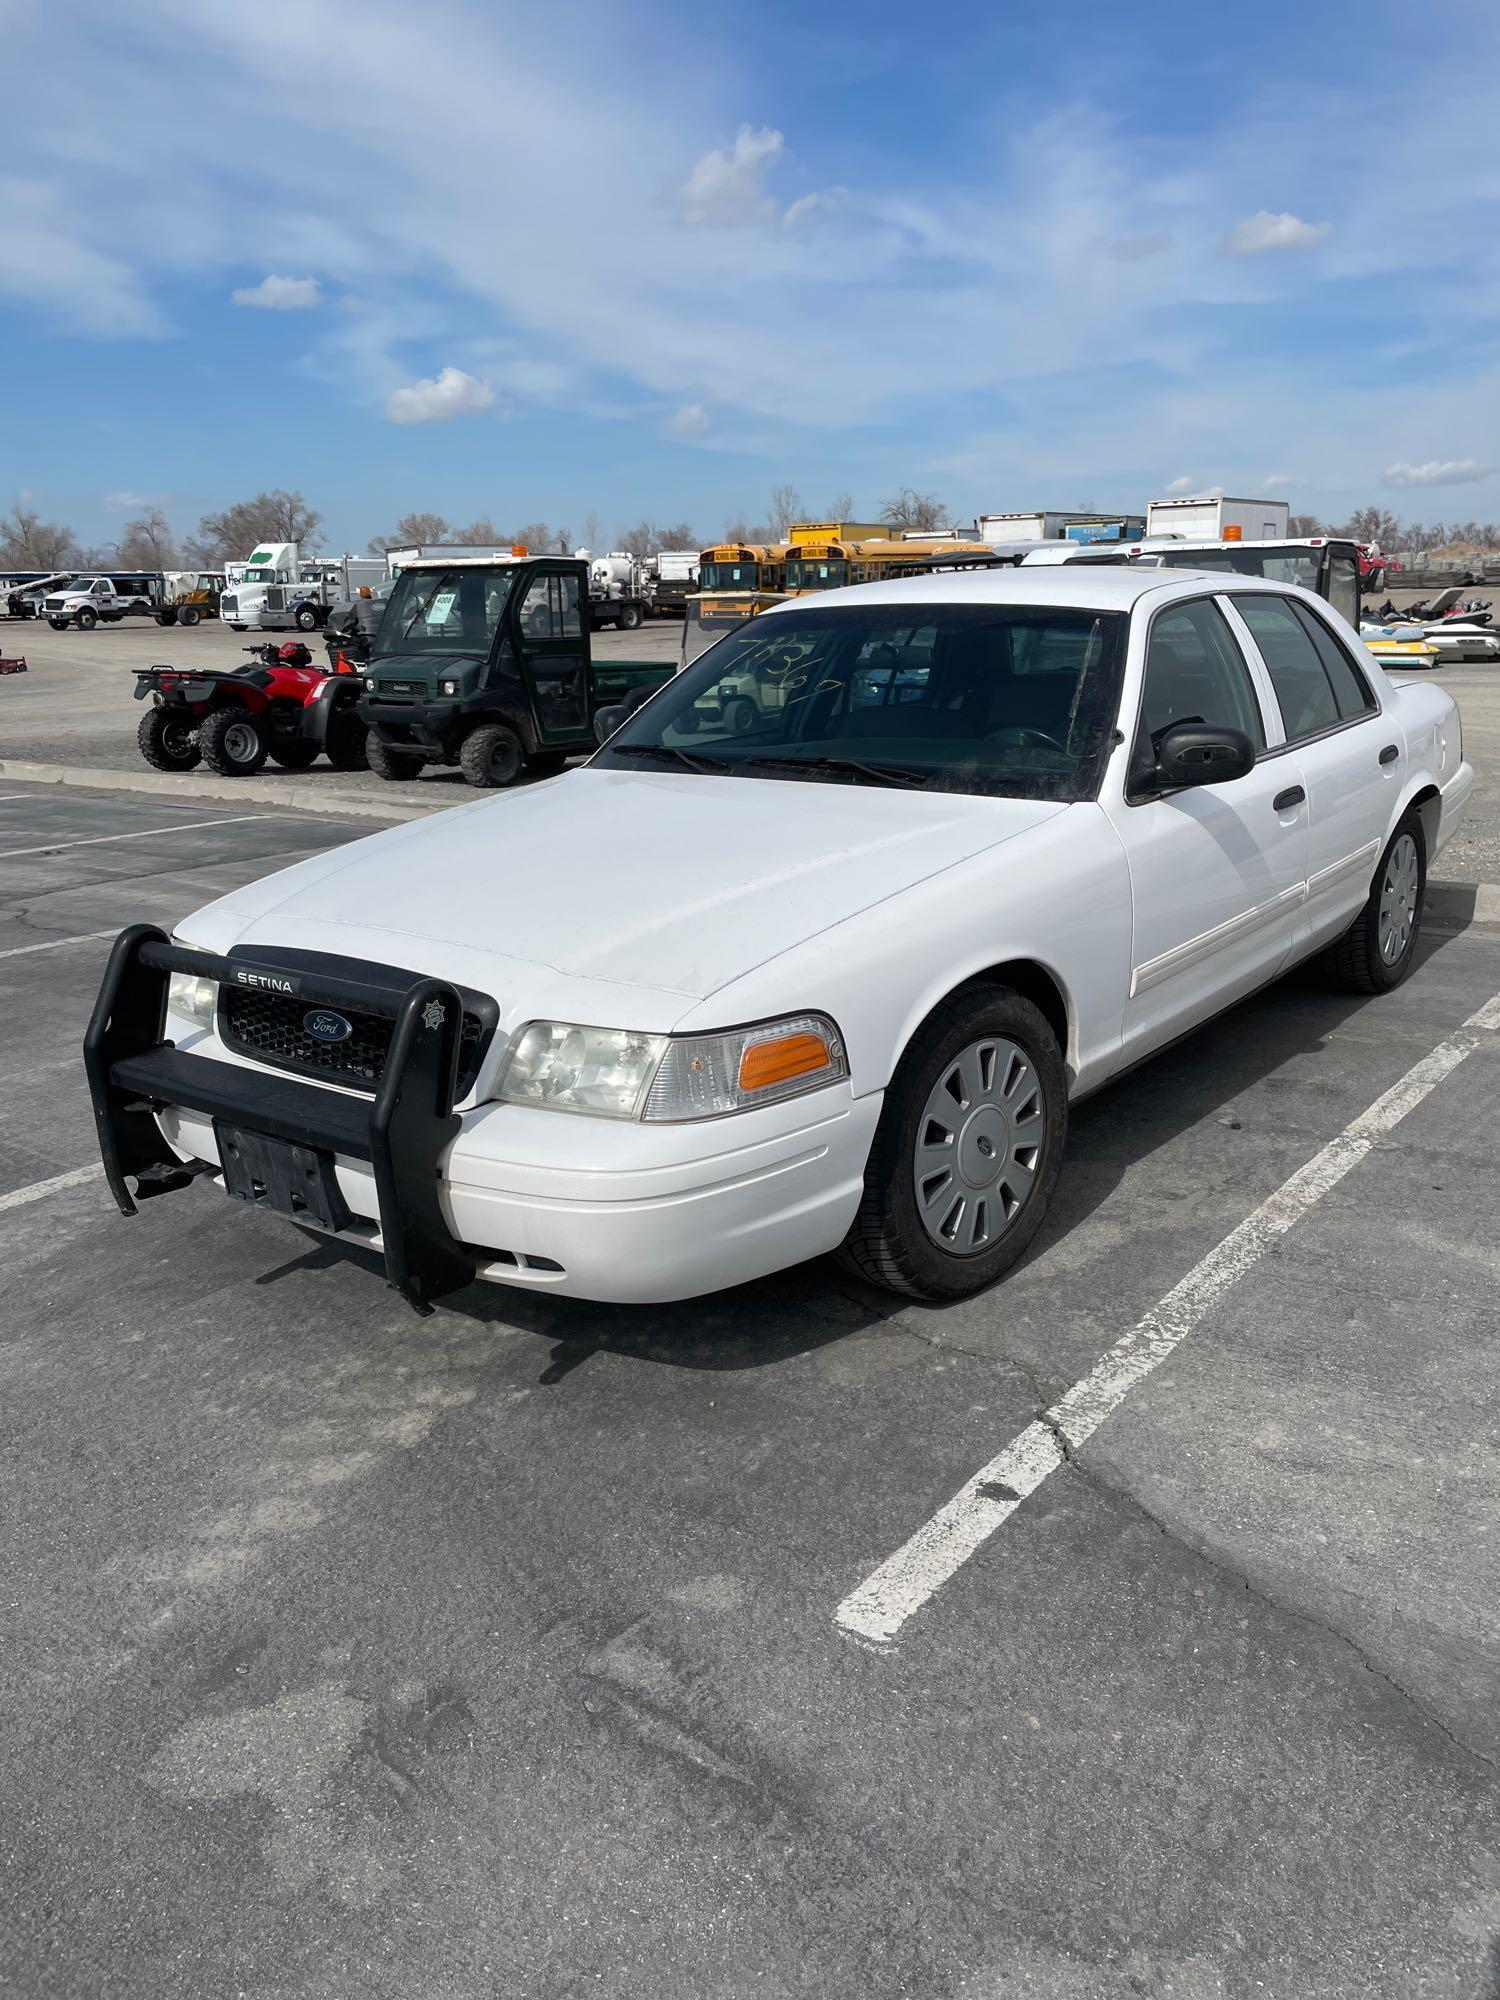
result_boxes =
[43,574,160,629]
[87,567,1470,1314]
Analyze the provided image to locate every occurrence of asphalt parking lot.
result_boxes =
[2,777,1497,1998]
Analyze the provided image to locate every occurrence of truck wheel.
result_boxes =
[136,706,202,772]
[180,605,202,627]
[366,733,425,782]
[295,605,319,631]
[75,608,97,631]
[619,603,644,631]
[154,610,175,627]
[47,618,68,630]
[722,696,757,735]
[1331,812,1425,995]
[839,985,1068,1300]
[199,705,269,776]
[460,722,525,788]
[269,740,318,770]
[324,711,370,771]
[228,623,247,632]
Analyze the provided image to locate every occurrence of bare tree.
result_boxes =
[825,494,854,524]
[184,490,323,567]
[452,518,509,547]
[768,485,802,537]
[367,511,452,555]
[511,521,569,554]
[616,519,661,559]
[880,486,948,532]
[579,511,603,556]
[0,501,81,569]
[657,521,698,550]
[722,516,770,544]
[116,508,178,568]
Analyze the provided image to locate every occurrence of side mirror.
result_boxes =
[593,704,627,744]
[1154,721,1256,791]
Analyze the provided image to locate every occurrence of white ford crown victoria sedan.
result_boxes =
[86,568,1471,1312]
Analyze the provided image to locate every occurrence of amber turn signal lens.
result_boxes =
[738,1032,831,1093]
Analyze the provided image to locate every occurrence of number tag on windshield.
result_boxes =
[427,590,457,623]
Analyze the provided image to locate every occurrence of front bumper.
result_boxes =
[87,926,880,1309]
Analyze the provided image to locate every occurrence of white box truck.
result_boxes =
[1144,495,1291,542]
[976,511,1145,545]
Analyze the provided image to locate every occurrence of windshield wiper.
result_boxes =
[736,753,928,789]
[606,742,730,775]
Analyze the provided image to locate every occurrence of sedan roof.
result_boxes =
[758,563,1295,616]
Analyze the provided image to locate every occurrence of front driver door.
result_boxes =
[516,568,589,742]
[1103,592,1309,1064]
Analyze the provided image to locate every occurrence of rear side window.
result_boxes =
[1288,601,1375,719]
[1231,594,1342,740]
[1138,597,1266,755]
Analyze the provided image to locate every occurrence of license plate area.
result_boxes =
[214,1122,352,1231]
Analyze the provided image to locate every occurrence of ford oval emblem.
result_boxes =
[304,1009,353,1044]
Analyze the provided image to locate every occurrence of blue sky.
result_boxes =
[3,0,1497,553]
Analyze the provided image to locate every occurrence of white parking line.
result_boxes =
[835,989,1500,1647]
[0,1163,103,1214]
[0,929,117,960]
[0,813,292,861]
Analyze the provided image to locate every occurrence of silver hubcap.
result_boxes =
[913,1037,1045,1255]
[223,720,258,764]
[1379,833,1419,964]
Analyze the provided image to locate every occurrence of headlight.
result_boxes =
[167,970,218,1031]
[441,679,458,696]
[496,1013,846,1121]
[365,676,376,691]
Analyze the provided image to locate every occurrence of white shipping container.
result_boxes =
[1144,496,1290,542]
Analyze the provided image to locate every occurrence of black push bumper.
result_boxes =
[83,925,477,1314]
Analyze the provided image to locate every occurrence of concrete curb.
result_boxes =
[0,757,448,823]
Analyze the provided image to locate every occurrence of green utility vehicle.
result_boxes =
[359,556,676,788]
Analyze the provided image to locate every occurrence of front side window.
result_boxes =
[1136,598,1266,773]
[596,602,1127,801]
[1232,594,1344,740]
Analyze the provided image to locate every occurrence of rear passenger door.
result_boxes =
[1104,593,1308,1062]
[1224,592,1396,956]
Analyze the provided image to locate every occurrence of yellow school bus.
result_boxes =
[682,542,793,668]
[782,532,995,594]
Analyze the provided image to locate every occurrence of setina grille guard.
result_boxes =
[83,924,479,1313]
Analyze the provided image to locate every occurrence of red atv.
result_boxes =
[132,642,369,777]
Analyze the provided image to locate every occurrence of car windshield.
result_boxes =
[598,602,1127,800]
[380,566,518,654]
[699,561,761,589]
[785,557,848,589]
[1158,547,1322,593]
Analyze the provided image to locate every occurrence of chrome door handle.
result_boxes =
[1273,785,1305,810]
[1379,743,1399,765]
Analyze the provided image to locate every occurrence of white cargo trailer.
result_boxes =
[976,511,1145,545]
[1144,495,1290,542]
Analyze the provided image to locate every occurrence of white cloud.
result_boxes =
[1164,475,1214,496]
[385,365,494,425]
[1383,457,1491,489]
[231,273,321,309]
[1223,211,1331,256]
[666,402,708,438]
[1262,473,1292,491]
[680,125,783,227]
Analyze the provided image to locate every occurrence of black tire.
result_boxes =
[722,695,757,735]
[268,739,318,770]
[154,610,175,627]
[619,602,644,631]
[1331,810,1426,994]
[324,710,369,771]
[528,750,568,778]
[839,985,1068,1300]
[47,618,67,631]
[136,705,202,772]
[75,608,97,631]
[365,732,420,782]
[295,604,319,631]
[180,605,201,627]
[459,722,525,788]
[199,704,269,776]
[228,623,246,632]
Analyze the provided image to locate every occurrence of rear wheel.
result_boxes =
[840,986,1068,1299]
[136,705,201,772]
[1331,812,1425,993]
[365,732,421,782]
[619,602,644,631]
[154,610,176,627]
[199,705,268,776]
[180,605,201,627]
[460,722,525,788]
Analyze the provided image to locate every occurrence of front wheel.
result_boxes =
[459,721,525,788]
[136,705,201,772]
[75,608,97,630]
[365,732,421,782]
[295,605,319,631]
[180,605,202,627]
[199,705,269,776]
[48,618,68,631]
[840,986,1068,1299]
[154,610,175,627]
[1331,812,1425,993]
[722,696,757,736]
[228,623,247,632]
[323,710,369,771]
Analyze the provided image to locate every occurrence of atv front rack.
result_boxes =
[84,924,477,1314]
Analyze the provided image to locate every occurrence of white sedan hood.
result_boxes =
[186,769,1067,1021]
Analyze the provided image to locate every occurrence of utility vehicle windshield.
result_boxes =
[380,566,518,655]
[598,602,1127,800]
